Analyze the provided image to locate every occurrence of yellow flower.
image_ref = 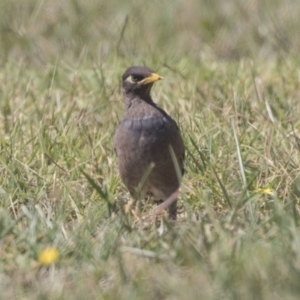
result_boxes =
[261,187,273,195]
[255,187,274,195]
[39,247,59,266]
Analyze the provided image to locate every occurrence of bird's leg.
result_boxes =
[168,199,177,220]
[138,195,152,216]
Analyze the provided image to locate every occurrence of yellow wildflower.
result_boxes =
[255,187,274,195]
[39,247,59,266]
[261,187,273,195]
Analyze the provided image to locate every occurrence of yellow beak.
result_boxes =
[141,73,163,85]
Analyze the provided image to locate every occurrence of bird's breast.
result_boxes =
[122,116,168,135]
[115,115,172,159]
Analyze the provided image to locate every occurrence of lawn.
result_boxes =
[1,0,300,299]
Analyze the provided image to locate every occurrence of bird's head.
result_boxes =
[122,66,162,101]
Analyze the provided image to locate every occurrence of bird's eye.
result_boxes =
[131,75,144,82]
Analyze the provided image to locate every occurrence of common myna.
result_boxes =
[114,66,185,219]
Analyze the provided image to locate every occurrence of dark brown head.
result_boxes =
[122,66,162,101]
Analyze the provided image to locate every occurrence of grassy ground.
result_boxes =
[1,0,300,299]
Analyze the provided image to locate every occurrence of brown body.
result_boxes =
[114,66,185,219]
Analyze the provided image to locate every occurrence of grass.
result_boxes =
[1,0,300,299]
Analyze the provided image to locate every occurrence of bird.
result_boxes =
[114,66,185,219]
